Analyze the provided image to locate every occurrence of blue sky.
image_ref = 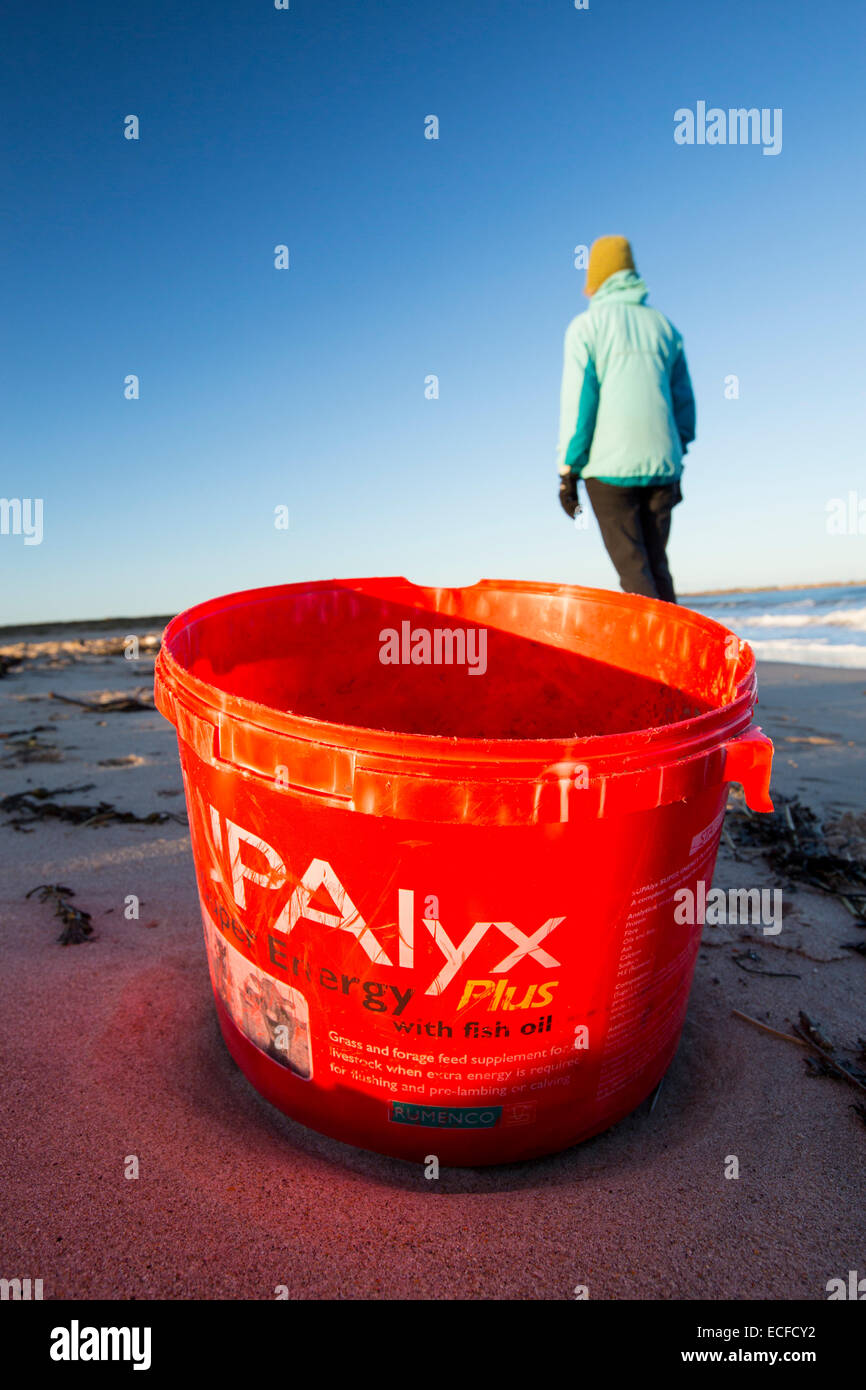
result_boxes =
[2,0,864,623]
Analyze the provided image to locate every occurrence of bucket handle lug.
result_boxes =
[723,726,774,813]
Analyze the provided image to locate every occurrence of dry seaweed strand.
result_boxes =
[791,1026,866,1094]
[731,1008,809,1047]
[783,802,798,844]
[733,1008,866,1100]
[735,932,847,964]
[731,948,800,979]
[0,725,62,766]
[726,793,866,904]
[796,1009,834,1053]
[1,784,186,831]
[49,690,154,712]
[26,884,94,945]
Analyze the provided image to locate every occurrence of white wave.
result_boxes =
[709,606,866,632]
[750,639,866,669]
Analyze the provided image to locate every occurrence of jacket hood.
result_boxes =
[590,269,649,306]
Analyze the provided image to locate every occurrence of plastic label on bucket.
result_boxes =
[202,908,312,1080]
[185,768,728,1164]
[689,804,728,856]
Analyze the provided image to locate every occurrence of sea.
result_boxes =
[685,583,866,670]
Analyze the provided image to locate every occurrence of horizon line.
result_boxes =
[2,578,865,639]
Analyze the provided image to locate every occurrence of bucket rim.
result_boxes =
[154,577,759,772]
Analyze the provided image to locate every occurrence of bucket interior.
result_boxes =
[166,581,748,740]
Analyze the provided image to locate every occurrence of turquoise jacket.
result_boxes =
[556,270,696,484]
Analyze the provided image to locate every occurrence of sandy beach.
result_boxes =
[1,622,864,1301]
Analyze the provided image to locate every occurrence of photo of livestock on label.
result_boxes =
[202,907,312,1080]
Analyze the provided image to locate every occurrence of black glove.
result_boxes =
[559,472,581,519]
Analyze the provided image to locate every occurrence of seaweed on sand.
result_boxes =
[26,884,94,945]
[49,689,154,712]
[734,1008,866,1120]
[726,792,866,916]
[0,725,63,766]
[1,784,187,831]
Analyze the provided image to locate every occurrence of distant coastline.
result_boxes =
[0,614,175,641]
[681,579,866,599]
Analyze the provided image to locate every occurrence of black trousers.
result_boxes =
[584,478,681,604]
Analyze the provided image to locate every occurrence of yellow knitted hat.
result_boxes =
[584,235,635,296]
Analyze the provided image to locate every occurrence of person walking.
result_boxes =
[556,236,696,603]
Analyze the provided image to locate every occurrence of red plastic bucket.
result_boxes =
[154,578,773,1165]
